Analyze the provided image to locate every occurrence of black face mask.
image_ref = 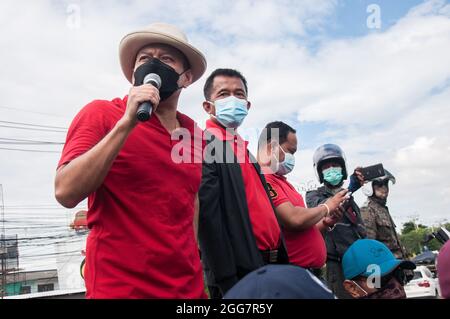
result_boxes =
[133,58,182,101]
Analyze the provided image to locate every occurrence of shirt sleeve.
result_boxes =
[57,100,114,169]
[265,177,290,208]
[305,190,326,208]
[360,206,377,239]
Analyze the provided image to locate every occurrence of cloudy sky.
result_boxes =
[1,0,449,271]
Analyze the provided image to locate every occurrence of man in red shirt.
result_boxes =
[257,121,349,272]
[54,23,207,298]
[198,69,289,299]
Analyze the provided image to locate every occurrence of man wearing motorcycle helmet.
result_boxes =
[305,144,367,299]
[360,169,408,260]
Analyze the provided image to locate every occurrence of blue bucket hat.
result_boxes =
[223,264,335,299]
[342,239,415,280]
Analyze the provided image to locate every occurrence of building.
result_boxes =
[4,288,85,299]
[3,269,59,296]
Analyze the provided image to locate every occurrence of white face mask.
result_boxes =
[278,147,295,176]
[272,144,295,176]
[209,96,248,128]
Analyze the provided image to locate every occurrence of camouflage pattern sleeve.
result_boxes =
[360,206,377,239]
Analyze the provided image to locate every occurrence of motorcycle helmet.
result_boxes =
[362,169,396,197]
[313,144,348,184]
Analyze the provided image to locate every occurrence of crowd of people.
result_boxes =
[54,22,448,299]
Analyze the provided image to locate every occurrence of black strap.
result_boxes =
[260,249,280,264]
[327,254,342,263]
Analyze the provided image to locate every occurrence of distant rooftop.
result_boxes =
[5,269,58,284]
[4,288,85,299]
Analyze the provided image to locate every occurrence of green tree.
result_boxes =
[401,222,416,235]
[401,228,428,256]
[399,220,447,256]
[401,221,427,235]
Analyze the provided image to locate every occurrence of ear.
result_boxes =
[180,69,193,88]
[267,141,274,156]
[256,142,268,166]
[343,280,364,299]
[203,101,214,115]
[131,61,142,86]
[247,101,251,110]
[260,142,274,166]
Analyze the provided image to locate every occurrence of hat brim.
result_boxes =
[362,259,416,277]
[119,31,207,84]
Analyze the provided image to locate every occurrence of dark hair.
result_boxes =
[203,68,248,100]
[258,121,296,150]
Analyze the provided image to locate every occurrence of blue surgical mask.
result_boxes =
[323,167,343,186]
[275,145,295,176]
[210,96,248,128]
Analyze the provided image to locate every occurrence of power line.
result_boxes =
[3,233,75,240]
[0,142,63,145]
[0,138,64,145]
[20,250,83,259]
[20,242,83,249]
[5,203,67,208]
[2,221,71,226]
[0,120,67,130]
[0,106,70,119]
[3,204,85,209]
[18,236,84,247]
[3,215,71,219]
[0,125,66,133]
[2,233,81,243]
[5,207,70,210]
[19,240,83,253]
[4,226,69,230]
[0,147,61,153]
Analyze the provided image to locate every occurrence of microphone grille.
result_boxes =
[143,73,162,89]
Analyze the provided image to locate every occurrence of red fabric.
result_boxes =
[265,174,327,268]
[206,120,280,251]
[58,96,206,299]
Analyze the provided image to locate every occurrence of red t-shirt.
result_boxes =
[265,173,327,268]
[58,96,206,299]
[206,120,280,251]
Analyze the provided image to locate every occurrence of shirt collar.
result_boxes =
[262,166,287,180]
[206,119,246,144]
[274,173,287,181]
[122,95,201,136]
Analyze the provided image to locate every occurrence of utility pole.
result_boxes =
[1,184,5,298]
[0,238,5,299]
[0,185,4,243]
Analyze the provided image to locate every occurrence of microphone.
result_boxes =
[136,73,162,122]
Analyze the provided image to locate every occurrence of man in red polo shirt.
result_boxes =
[54,23,207,298]
[198,69,289,299]
[257,121,349,273]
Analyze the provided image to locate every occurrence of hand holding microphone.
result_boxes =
[136,73,162,122]
[123,73,161,128]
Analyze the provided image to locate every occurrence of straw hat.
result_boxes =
[119,22,207,83]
